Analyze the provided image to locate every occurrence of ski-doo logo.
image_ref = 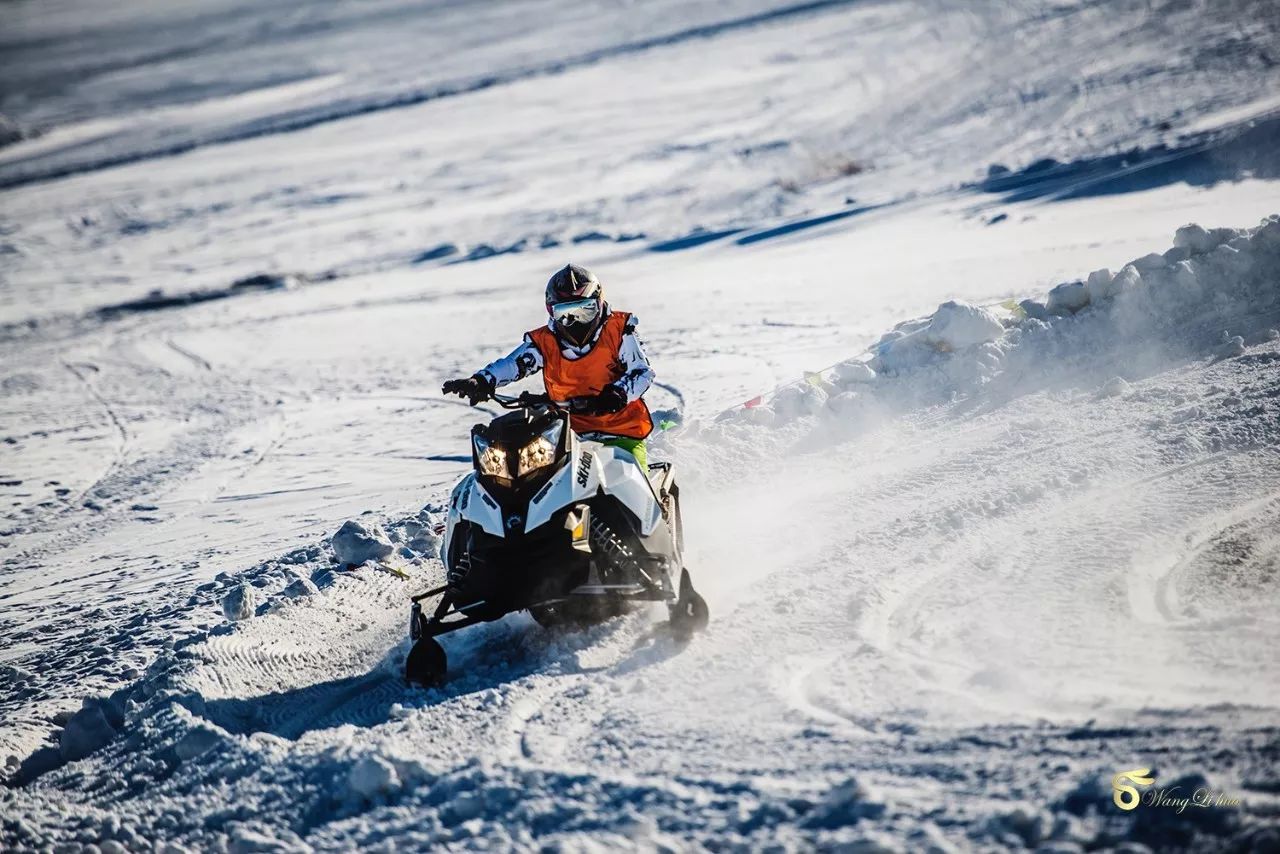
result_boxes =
[1112,768,1154,811]
[576,452,593,487]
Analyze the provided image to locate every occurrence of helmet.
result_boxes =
[545,263,606,346]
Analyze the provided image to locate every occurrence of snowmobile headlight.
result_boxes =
[517,422,563,476]
[473,434,509,479]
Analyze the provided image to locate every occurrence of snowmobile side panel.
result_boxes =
[524,459,581,533]
[441,478,466,561]
[451,473,505,538]
[594,446,663,536]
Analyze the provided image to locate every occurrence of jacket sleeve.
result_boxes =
[612,315,654,402]
[478,336,543,388]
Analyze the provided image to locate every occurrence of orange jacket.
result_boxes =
[527,312,653,439]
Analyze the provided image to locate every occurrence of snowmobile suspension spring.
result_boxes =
[589,517,653,585]
[448,551,471,587]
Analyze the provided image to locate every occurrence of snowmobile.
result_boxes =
[405,392,708,686]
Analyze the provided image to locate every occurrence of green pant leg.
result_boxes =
[602,436,647,470]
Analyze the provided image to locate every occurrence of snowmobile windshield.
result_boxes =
[549,298,601,326]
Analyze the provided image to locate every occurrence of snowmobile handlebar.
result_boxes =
[490,391,558,410]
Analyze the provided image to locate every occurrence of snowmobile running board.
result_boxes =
[410,583,449,604]
[414,584,677,640]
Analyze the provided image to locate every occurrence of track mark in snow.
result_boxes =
[504,684,582,762]
[1127,489,1280,626]
[60,360,128,504]
[782,655,876,734]
[165,337,213,372]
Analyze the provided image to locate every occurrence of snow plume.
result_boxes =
[719,216,1280,430]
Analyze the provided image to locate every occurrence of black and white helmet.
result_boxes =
[545,264,606,346]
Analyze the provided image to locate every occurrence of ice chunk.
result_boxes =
[1174,223,1217,254]
[1047,281,1090,314]
[282,576,318,599]
[1084,268,1113,300]
[1132,252,1168,272]
[331,520,394,566]
[402,520,442,557]
[221,584,255,621]
[832,359,877,385]
[1166,259,1202,298]
[1109,264,1143,298]
[922,300,1004,349]
[348,754,399,799]
[1018,299,1049,320]
[773,382,828,418]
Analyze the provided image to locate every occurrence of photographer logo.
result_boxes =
[1112,768,1154,810]
[1110,768,1241,813]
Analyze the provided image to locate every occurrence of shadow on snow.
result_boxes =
[978,112,1280,203]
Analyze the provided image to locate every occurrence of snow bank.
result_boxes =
[723,216,1280,429]
[331,519,394,566]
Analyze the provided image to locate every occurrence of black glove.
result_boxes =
[442,374,494,406]
[568,384,628,416]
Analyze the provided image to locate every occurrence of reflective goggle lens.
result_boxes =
[550,298,600,325]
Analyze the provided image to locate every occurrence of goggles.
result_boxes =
[550,297,601,326]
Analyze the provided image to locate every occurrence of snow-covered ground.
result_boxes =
[2,0,1279,850]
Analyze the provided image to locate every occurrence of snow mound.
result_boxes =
[386,515,442,559]
[833,359,877,384]
[58,700,119,762]
[331,519,394,566]
[800,777,887,829]
[281,576,318,599]
[347,754,400,799]
[922,300,1005,349]
[724,216,1280,429]
[1047,280,1090,314]
[221,584,256,621]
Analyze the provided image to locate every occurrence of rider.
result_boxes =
[442,264,654,468]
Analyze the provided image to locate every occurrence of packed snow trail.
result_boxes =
[4,220,1279,850]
